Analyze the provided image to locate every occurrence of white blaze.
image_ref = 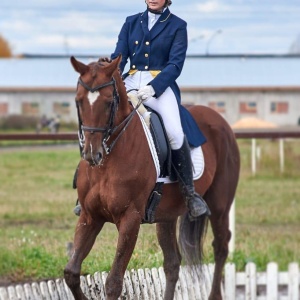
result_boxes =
[88,91,100,105]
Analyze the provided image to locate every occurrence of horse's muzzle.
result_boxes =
[82,151,102,165]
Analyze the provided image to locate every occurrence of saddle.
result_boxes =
[128,94,179,223]
[129,94,205,224]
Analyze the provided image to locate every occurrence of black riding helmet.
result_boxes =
[164,0,172,6]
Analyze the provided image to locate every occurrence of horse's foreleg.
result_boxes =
[156,221,181,300]
[64,215,104,300]
[105,211,141,300]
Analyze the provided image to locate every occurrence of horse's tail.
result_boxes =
[178,212,209,266]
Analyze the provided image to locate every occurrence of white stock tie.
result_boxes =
[148,12,160,30]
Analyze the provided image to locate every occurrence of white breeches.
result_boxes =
[124,71,184,149]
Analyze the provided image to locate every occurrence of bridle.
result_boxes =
[76,77,141,155]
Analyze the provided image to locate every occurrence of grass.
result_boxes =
[0,139,299,285]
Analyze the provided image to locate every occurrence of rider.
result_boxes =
[109,0,210,218]
[73,0,210,218]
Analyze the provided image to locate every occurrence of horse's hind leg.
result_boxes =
[156,220,181,300]
[105,211,141,300]
[206,189,233,300]
[64,216,104,300]
[210,212,231,300]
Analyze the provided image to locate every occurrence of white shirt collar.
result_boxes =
[148,7,166,30]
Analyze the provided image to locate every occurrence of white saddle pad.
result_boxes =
[137,112,205,184]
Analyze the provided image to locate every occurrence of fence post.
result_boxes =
[0,287,9,300]
[251,138,256,175]
[31,282,43,300]
[151,267,163,300]
[93,272,106,300]
[229,199,235,256]
[16,285,26,300]
[40,281,50,300]
[130,269,142,299]
[225,262,236,300]
[144,268,156,300]
[24,283,34,300]
[86,274,98,300]
[279,138,285,173]
[7,286,18,300]
[288,262,299,300]
[136,268,148,300]
[123,270,135,299]
[266,262,278,300]
[245,262,257,300]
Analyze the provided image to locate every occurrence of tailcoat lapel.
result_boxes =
[140,9,172,40]
[149,8,172,40]
[140,11,150,36]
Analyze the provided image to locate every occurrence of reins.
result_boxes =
[76,78,143,155]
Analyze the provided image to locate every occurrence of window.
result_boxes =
[0,103,8,116]
[22,102,39,115]
[208,101,225,113]
[270,102,288,114]
[239,102,257,114]
[53,102,70,115]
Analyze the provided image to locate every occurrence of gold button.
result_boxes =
[135,41,138,45]
[145,41,150,45]
[145,66,148,70]
[145,53,149,57]
[132,65,136,69]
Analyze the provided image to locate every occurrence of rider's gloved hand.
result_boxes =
[137,85,155,102]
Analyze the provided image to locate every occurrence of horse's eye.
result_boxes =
[75,96,82,103]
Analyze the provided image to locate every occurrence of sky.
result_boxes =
[0,0,300,56]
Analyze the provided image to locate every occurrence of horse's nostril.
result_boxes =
[96,152,102,162]
[90,152,102,165]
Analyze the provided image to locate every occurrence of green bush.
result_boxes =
[0,115,38,130]
[0,115,78,132]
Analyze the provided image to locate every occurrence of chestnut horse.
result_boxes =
[64,55,240,300]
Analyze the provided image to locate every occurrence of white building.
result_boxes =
[0,55,300,127]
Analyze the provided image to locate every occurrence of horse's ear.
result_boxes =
[103,54,122,77]
[70,56,89,75]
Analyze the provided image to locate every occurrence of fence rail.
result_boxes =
[0,129,300,141]
[0,262,298,300]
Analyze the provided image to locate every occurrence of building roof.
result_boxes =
[0,56,299,88]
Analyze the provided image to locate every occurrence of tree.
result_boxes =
[0,35,12,57]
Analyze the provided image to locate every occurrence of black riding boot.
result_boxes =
[171,137,211,219]
[72,166,81,216]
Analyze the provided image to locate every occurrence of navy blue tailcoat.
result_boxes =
[111,8,206,147]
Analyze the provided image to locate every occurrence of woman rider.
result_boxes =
[109,0,210,219]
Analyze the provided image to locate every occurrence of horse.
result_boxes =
[64,55,240,300]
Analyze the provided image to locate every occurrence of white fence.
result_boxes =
[0,262,298,300]
[225,262,299,300]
